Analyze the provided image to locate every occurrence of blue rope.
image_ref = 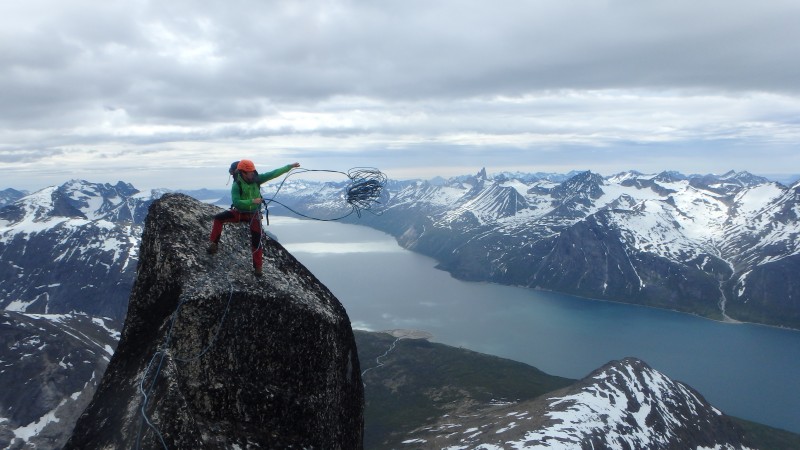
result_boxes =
[262,167,387,221]
[174,285,235,363]
[135,282,236,449]
[137,350,170,449]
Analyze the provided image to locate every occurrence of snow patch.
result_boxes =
[12,400,65,440]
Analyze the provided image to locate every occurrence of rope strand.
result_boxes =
[263,167,387,221]
[136,282,236,450]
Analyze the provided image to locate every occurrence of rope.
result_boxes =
[136,350,170,449]
[248,206,265,258]
[345,168,388,214]
[174,286,235,363]
[135,282,236,450]
[263,167,387,221]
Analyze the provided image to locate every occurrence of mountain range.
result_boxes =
[1,175,799,448]
[274,168,800,329]
[0,180,153,321]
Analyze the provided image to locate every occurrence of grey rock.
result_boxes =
[65,193,364,449]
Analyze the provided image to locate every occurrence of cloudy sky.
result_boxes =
[2,0,799,191]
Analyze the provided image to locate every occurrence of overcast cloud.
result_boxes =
[2,0,799,190]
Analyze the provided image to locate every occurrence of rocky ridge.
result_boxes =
[64,193,364,449]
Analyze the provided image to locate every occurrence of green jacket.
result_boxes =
[231,164,294,212]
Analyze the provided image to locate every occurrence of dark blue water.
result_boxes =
[269,217,800,433]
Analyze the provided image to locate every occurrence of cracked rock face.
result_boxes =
[65,193,364,449]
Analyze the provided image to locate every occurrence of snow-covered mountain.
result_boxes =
[399,358,753,449]
[274,169,800,328]
[0,180,152,448]
[0,180,158,321]
[0,188,27,208]
[0,179,795,448]
[0,311,120,449]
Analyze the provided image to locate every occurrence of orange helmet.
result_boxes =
[237,159,256,172]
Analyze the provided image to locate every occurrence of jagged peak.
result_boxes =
[654,170,687,183]
[427,175,448,186]
[572,170,605,182]
[723,170,770,186]
[400,356,752,449]
[554,170,605,193]
[0,187,27,197]
[685,171,771,193]
[59,179,140,196]
[60,178,110,194]
[606,170,646,183]
[0,187,28,209]
[64,193,364,449]
[113,180,140,196]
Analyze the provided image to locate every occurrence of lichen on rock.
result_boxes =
[65,193,364,449]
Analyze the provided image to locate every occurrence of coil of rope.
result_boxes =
[263,167,387,221]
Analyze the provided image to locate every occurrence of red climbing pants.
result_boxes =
[209,209,263,269]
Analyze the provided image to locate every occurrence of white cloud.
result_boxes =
[1,0,799,190]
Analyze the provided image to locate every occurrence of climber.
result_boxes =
[207,159,301,276]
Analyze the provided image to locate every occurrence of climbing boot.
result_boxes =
[254,267,263,277]
[207,242,218,254]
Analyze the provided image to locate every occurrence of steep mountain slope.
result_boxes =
[275,169,800,328]
[65,193,364,449]
[0,180,156,321]
[0,188,27,208]
[400,357,754,449]
[0,311,119,449]
[357,330,799,450]
[721,181,800,325]
[355,330,574,449]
